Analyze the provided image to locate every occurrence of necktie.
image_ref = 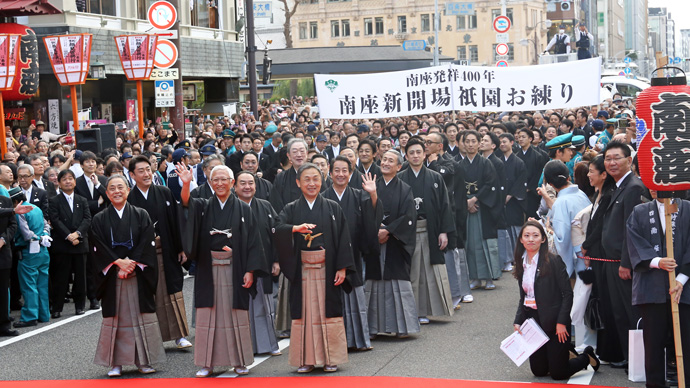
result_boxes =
[68,196,73,212]
[87,176,94,197]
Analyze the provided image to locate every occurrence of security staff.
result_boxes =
[544,24,571,55]
[575,22,593,60]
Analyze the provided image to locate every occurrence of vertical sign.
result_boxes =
[48,99,60,134]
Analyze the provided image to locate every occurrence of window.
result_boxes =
[398,16,407,33]
[364,18,373,35]
[531,10,538,26]
[299,23,308,39]
[80,0,116,15]
[491,9,514,24]
[342,19,351,37]
[188,0,219,28]
[456,16,465,30]
[331,21,340,37]
[493,43,515,61]
[309,21,318,39]
[375,17,384,35]
[469,45,478,62]
[457,46,467,60]
[456,15,477,30]
[421,14,430,32]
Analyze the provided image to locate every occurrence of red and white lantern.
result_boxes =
[43,33,92,85]
[114,34,158,80]
[0,33,21,91]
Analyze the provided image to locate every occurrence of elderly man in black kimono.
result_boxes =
[323,156,382,351]
[627,190,690,386]
[89,175,165,377]
[234,170,281,356]
[366,150,421,338]
[461,130,500,290]
[190,155,224,200]
[398,137,455,324]
[178,164,268,377]
[127,156,191,350]
[272,162,355,373]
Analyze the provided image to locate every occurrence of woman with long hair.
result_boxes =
[581,155,624,364]
[513,220,599,380]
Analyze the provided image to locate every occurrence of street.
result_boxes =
[0,274,640,386]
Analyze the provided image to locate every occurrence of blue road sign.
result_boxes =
[674,57,682,64]
[445,2,475,16]
[403,40,427,51]
[623,57,631,64]
[624,67,631,74]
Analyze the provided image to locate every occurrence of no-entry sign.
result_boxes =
[496,43,509,56]
[493,16,511,33]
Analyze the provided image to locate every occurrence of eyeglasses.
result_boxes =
[604,156,626,163]
[425,140,440,145]
[18,174,32,179]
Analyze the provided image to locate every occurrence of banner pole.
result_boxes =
[664,197,685,388]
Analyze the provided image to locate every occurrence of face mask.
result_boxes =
[559,29,565,34]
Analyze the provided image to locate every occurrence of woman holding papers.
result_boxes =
[513,220,600,380]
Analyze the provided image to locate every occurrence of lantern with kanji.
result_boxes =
[636,66,690,193]
[114,34,158,138]
[0,24,39,102]
[0,33,21,156]
[43,33,93,136]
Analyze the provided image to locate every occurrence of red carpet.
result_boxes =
[0,376,612,388]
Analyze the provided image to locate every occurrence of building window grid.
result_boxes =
[309,21,319,39]
[299,22,308,39]
[421,14,430,32]
[364,18,373,35]
[375,17,384,35]
[491,8,514,24]
[456,15,477,30]
[457,46,467,60]
[398,16,407,33]
[331,20,340,37]
[342,19,351,37]
[469,45,478,62]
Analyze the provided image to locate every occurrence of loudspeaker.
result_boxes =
[94,123,117,152]
[560,1,571,11]
[76,128,102,154]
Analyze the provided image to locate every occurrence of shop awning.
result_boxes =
[0,0,61,17]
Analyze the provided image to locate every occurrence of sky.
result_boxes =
[648,0,690,54]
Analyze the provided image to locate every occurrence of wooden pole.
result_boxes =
[136,80,144,139]
[70,85,79,137]
[656,51,668,77]
[664,197,685,388]
[0,93,6,158]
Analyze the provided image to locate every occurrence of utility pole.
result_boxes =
[167,0,184,139]
[433,0,439,66]
[246,0,258,117]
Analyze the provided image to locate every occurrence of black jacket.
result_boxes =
[74,174,108,216]
[0,197,17,270]
[24,186,49,218]
[49,193,92,254]
[601,173,646,267]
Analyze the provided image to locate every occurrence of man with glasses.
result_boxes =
[600,141,646,371]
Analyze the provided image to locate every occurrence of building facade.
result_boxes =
[290,0,550,66]
[13,0,244,132]
[681,29,690,72]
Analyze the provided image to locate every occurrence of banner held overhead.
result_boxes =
[314,58,601,119]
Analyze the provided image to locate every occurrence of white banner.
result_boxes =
[314,58,601,119]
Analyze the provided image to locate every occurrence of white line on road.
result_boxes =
[567,366,595,385]
[217,339,291,377]
[0,308,101,348]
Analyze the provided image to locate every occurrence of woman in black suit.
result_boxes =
[513,220,599,380]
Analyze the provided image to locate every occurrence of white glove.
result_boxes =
[40,235,53,248]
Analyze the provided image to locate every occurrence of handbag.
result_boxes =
[584,296,604,331]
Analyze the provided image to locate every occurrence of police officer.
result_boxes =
[544,24,571,55]
[575,22,593,60]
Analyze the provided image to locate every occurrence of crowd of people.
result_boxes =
[0,94,686,385]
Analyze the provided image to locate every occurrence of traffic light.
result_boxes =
[262,52,272,84]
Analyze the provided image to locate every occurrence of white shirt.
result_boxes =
[331,144,340,157]
[522,251,539,309]
[649,199,689,286]
[63,192,74,212]
[615,171,632,188]
[33,179,44,190]
[22,186,32,202]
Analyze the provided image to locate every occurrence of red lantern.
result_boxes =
[636,67,690,192]
[0,33,21,156]
[114,35,158,138]
[0,24,39,102]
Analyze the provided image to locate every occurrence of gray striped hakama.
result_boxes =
[274,273,291,334]
[94,272,166,368]
[365,244,421,336]
[194,250,254,368]
[466,208,500,280]
[249,277,279,354]
[410,220,454,317]
[342,285,371,349]
[154,249,189,342]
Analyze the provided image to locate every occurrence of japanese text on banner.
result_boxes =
[314,58,601,119]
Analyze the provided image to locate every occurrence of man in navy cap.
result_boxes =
[194,144,217,186]
[575,22,593,60]
[544,24,571,55]
[167,148,197,202]
[357,124,370,140]
[314,134,329,158]
[175,139,192,150]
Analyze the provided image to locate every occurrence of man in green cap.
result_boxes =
[222,129,236,158]
[566,135,586,180]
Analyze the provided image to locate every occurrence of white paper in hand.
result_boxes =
[500,318,550,367]
[29,240,40,254]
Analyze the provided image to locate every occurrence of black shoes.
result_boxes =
[13,320,37,328]
[583,346,600,372]
[0,329,19,336]
[89,299,101,310]
[610,360,628,369]
[51,311,61,319]
[75,309,85,315]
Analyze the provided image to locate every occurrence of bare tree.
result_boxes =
[278,0,298,48]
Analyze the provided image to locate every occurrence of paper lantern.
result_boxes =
[0,33,20,91]
[0,24,38,101]
[114,35,158,80]
[43,33,92,86]
[636,67,690,192]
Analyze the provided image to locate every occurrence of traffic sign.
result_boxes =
[147,1,177,30]
[155,80,174,98]
[624,67,631,74]
[150,68,179,80]
[495,43,509,56]
[674,57,682,64]
[493,16,511,33]
[496,60,508,67]
[618,71,625,76]
[154,39,178,69]
[254,1,272,18]
[402,40,427,51]
[155,99,175,107]
[154,29,178,39]
[496,33,509,43]
[623,57,631,64]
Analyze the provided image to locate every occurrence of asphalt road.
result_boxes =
[0,273,642,385]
